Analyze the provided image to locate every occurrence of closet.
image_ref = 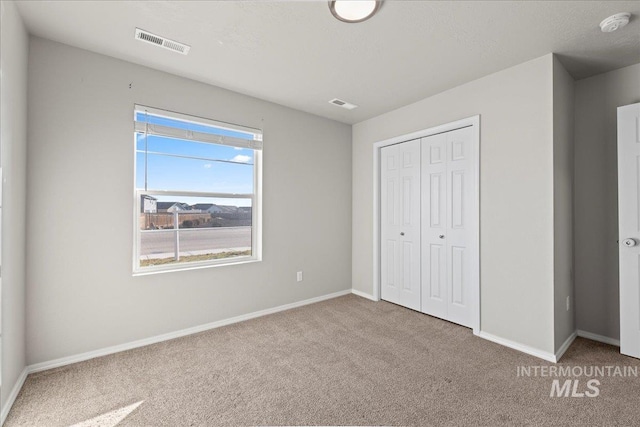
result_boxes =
[380,124,478,328]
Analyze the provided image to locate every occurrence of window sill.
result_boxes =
[132,256,261,277]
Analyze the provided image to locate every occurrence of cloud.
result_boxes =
[231,155,251,163]
[234,147,244,150]
[203,164,212,168]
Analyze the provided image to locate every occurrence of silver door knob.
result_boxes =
[623,238,637,247]
[400,232,405,236]
[439,234,445,239]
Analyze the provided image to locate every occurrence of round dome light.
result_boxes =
[329,1,381,23]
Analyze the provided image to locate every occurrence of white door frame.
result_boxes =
[372,115,481,334]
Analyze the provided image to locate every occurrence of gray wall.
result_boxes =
[552,56,575,352]
[26,37,352,365]
[0,0,28,410]
[574,63,640,341]
[353,55,556,354]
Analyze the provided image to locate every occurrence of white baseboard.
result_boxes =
[577,330,620,347]
[1,367,28,426]
[476,331,557,363]
[28,289,352,374]
[555,331,577,362]
[351,289,377,301]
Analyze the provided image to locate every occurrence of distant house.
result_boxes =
[218,205,239,214]
[168,202,191,213]
[156,202,175,213]
[238,207,252,217]
[140,195,158,213]
[191,203,224,214]
[157,202,191,213]
[191,203,212,212]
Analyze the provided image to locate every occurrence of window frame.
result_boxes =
[132,105,263,275]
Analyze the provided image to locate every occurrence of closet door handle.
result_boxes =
[400,232,405,236]
[439,234,445,239]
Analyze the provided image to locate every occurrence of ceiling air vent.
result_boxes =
[135,28,191,55]
[329,98,358,110]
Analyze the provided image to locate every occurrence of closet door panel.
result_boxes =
[445,127,475,328]
[421,133,448,319]
[381,140,421,311]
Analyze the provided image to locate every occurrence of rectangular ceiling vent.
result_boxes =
[135,28,191,55]
[329,98,358,110]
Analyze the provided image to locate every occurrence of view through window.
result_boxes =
[134,105,262,273]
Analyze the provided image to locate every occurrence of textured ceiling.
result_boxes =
[15,1,640,124]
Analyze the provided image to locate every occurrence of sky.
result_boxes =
[135,112,256,207]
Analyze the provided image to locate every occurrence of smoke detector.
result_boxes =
[329,98,358,110]
[600,13,631,33]
[135,28,191,55]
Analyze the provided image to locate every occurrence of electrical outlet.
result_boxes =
[297,271,303,282]
[566,296,570,311]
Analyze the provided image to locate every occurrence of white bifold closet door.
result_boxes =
[380,139,422,311]
[421,127,475,328]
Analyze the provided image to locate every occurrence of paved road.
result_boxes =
[141,226,251,256]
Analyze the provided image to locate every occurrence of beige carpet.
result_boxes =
[6,294,640,426]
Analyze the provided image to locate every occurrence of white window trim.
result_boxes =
[136,104,262,140]
[132,106,263,275]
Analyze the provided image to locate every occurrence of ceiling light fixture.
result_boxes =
[599,12,631,33]
[329,1,381,23]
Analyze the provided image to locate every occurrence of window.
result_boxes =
[133,105,262,274]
